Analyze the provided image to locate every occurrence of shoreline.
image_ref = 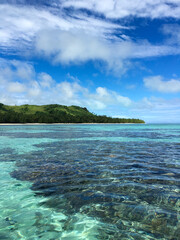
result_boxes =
[0,123,142,126]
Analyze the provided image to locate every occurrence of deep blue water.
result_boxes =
[0,124,179,239]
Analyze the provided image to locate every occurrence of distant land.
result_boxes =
[0,103,145,124]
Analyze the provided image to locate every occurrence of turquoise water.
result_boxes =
[0,124,179,240]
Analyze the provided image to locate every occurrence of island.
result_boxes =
[0,103,145,124]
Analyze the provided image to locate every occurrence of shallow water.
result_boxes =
[0,124,179,239]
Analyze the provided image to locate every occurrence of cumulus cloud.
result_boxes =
[7,81,26,93]
[38,72,55,88]
[88,87,132,109]
[28,81,41,97]
[132,96,180,123]
[0,58,35,83]
[144,75,180,93]
[57,81,83,99]
[0,58,179,122]
[0,58,132,110]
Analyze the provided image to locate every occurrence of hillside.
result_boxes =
[0,103,145,124]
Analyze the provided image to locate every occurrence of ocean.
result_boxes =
[0,124,179,240]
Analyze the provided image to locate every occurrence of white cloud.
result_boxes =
[57,81,81,99]
[116,95,132,106]
[0,58,35,83]
[144,75,180,93]
[10,60,35,80]
[7,81,26,93]
[131,43,180,58]
[85,87,132,110]
[162,24,180,46]
[38,72,54,88]
[0,4,121,49]
[3,0,180,20]
[28,81,41,97]
[96,87,109,97]
[0,4,71,46]
[66,73,80,83]
[0,58,132,110]
[132,96,180,123]
[36,28,132,72]
[1,2,180,73]
[62,0,180,19]
[0,58,179,123]
[36,29,109,63]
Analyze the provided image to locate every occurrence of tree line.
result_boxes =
[0,103,145,124]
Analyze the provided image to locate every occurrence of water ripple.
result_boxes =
[0,124,180,239]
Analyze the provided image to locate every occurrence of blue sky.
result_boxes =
[1,1,180,123]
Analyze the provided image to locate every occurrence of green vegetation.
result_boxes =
[0,103,145,123]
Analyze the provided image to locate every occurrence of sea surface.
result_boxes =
[0,124,179,240]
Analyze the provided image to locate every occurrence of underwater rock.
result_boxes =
[4,217,18,231]
[109,154,116,158]
[8,139,180,240]
[162,172,175,176]
[150,216,168,233]
[0,148,17,162]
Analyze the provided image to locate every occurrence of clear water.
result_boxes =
[0,124,179,240]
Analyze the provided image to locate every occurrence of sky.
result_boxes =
[1,1,180,123]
